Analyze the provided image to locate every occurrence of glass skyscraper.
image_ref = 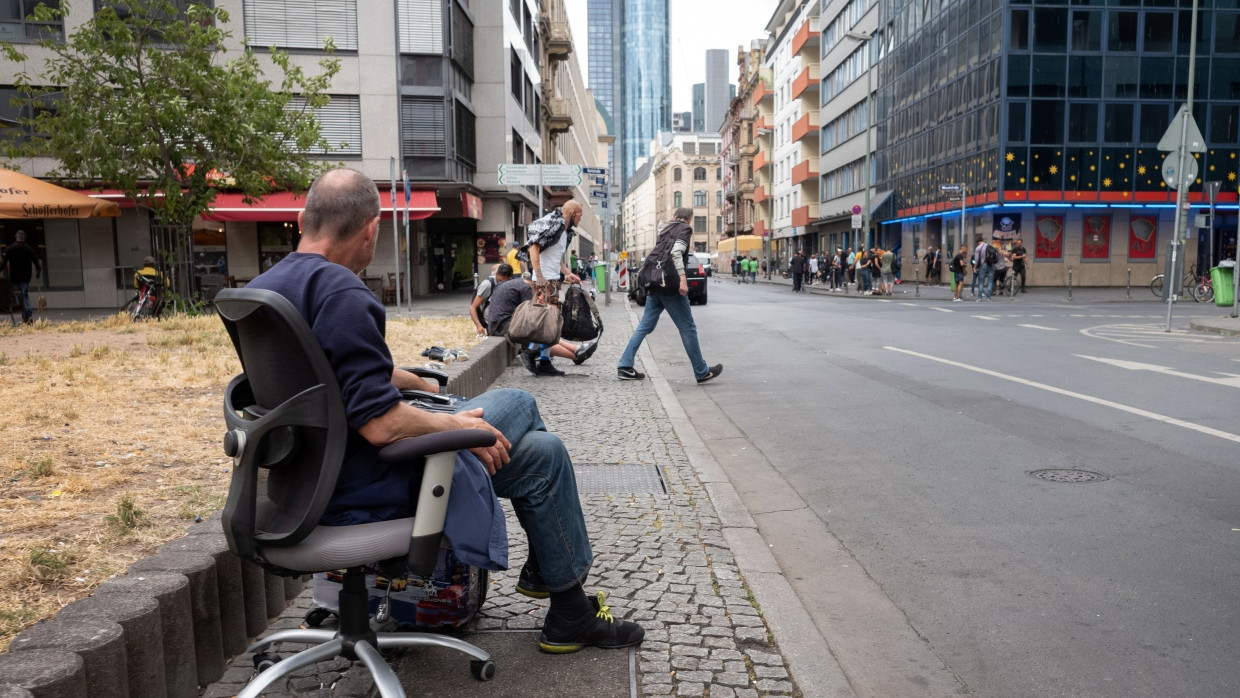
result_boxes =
[588,0,622,183]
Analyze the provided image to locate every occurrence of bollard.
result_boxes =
[240,559,269,638]
[265,570,287,619]
[9,619,129,698]
[159,534,247,659]
[57,593,167,698]
[0,649,86,698]
[1126,267,1131,299]
[1068,268,1073,301]
[96,572,197,698]
[285,574,306,601]
[0,685,34,698]
[915,266,920,297]
[129,552,225,687]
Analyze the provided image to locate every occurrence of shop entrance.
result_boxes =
[427,218,477,293]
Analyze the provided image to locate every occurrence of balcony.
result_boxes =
[791,65,820,100]
[791,158,819,185]
[791,113,819,143]
[545,98,573,135]
[543,21,572,61]
[751,81,772,106]
[739,180,756,194]
[753,150,769,170]
[791,20,820,55]
[740,141,758,157]
[753,185,768,204]
[791,204,818,228]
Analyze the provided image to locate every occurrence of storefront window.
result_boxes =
[258,221,299,272]
[0,220,82,290]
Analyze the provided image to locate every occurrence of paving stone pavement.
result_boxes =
[204,293,801,698]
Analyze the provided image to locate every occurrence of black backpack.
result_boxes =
[560,284,602,341]
[984,245,998,266]
[639,223,685,294]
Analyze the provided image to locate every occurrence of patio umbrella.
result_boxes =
[0,168,120,218]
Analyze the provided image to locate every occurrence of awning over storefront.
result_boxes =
[201,190,440,222]
[0,168,120,218]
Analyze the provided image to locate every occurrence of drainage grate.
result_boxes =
[573,464,667,494]
[1030,468,1108,483]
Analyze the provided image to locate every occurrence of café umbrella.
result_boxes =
[0,168,120,218]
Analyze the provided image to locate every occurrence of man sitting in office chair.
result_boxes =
[246,167,643,654]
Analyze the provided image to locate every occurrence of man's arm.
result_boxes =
[392,367,439,393]
[358,399,512,474]
[469,293,487,335]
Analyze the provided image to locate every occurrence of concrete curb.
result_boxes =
[5,333,516,698]
[623,303,858,698]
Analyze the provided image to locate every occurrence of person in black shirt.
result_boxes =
[789,250,806,292]
[2,230,41,324]
[1010,238,1028,293]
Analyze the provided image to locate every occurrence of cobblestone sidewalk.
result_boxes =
[205,296,802,697]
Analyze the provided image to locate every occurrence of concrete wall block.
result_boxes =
[129,552,225,687]
[96,572,197,698]
[441,336,511,399]
[240,560,269,637]
[158,534,247,658]
[284,574,306,601]
[9,619,128,698]
[0,685,34,698]
[56,594,167,698]
[0,649,86,698]
[264,570,287,618]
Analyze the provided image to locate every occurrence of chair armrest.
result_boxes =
[401,366,449,387]
[377,429,497,463]
[400,389,451,405]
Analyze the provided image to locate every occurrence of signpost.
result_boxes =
[1157,101,1207,329]
[498,164,584,218]
[851,204,863,231]
[941,183,966,252]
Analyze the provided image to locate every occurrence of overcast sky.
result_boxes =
[563,0,780,114]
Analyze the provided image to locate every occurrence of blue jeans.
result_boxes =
[455,389,592,592]
[10,281,31,320]
[978,264,995,299]
[618,291,709,380]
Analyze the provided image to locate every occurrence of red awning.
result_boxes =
[202,190,440,222]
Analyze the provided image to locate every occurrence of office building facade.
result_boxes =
[704,48,732,133]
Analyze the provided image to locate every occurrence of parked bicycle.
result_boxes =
[1149,264,1201,299]
[123,272,166,320]
[1192,275,1214,303]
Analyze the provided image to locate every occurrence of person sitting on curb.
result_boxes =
[484,275,599,375]
[470,263,512,337]
[246,168,642,653]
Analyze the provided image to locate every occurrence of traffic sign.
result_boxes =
[851,204,863,215]
[1162,152,1199,190]
[851,214,863,228]
[497,164,583,186]
[1157,105,1206,153]
[592,176,608,186]
[940,183,963,192]
[583,167,607,175]
[590,190,608,199]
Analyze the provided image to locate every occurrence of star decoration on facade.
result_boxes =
[1006,152,1015,162]
[1049,165,1059,175]
[1103,178,1112,187]
[1118,162,1125,169]
[1229,172,1237,182]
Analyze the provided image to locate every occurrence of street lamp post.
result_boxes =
[846,31,874,248]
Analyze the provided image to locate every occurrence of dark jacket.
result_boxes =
[789,255,806,274]
[2,241,40,284]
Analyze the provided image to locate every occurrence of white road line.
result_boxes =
[884,346,1240,445]
[930,307,954,313]
[1018,324,1060,331]
[900,303,918,307]
[973,315,1000,321]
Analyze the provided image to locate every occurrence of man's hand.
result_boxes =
[679,276,689,296]
[452,408,512,474]
[565,272,582,284]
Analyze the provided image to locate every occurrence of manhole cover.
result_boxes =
[1030,468,1108,483]
[573,464,667,494]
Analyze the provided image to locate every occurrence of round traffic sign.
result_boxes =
[851,205,863,215]
[1162,152,1199,190]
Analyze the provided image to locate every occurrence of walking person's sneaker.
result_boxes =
[535,360,565,376]
[538,592,645,654]
[617,366,645,381]
[573,338,600,365]
[518,350,537,375]
[696,364,723,384]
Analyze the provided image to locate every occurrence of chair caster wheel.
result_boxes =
[470,659,496,681]
[253,651,282,673]
[302,607,336,628]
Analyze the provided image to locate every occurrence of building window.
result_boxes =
[693,190,706,207]
[510,49,523,101]
[247,0,358,51]
[1,0,65,42]
[258,221,299,271]
[716,190,722,207]
[693,216,706,233]
[674,191,682,207]
[693,167,707,181]
[455,102,476,170]
[674,167,682,181]
[288,95,362,156]
[512,129,524,163]
[401,96,446,167]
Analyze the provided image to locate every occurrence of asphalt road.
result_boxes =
[640,280,1240,698]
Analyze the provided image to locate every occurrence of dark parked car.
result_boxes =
[627,255,708,306]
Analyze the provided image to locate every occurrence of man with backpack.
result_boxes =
[617,207,722,384]
[516,201,589,375]
[974,235,997,302]
[470,263,512,336]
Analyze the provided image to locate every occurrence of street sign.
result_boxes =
[851,214,863,228]
[583,167,607,176]
[1161,152,1199,190]
[497,164,583,186]
[590,190,608,199]
[940,183,963,192]
[851,204,863,215]
[1157,105,1207,153]
[592,176,608,186]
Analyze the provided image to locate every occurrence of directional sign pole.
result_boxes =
[1167,0,1201,332]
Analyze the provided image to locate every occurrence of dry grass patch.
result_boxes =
[0,311,477,648]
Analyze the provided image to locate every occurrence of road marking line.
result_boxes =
[930,307,954,313]
[974,315,1000,321]
[1075,355,1240,389]
[884,346,1240,445]
[1018,324,1060,331]
[900,303,918,307]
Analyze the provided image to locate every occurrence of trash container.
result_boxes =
[594,263,607,293]
[1211,265,1234,307]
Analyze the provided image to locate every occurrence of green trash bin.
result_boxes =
[594,263,607,293]
[1211,265,1234,307]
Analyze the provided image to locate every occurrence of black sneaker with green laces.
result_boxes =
[538,592,645,654]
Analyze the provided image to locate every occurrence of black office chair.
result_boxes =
[214,288,497,698]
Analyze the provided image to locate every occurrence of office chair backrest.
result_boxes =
[215,288,348,565]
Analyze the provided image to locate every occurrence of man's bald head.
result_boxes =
[562,200,582,226]
[301,168,381,244]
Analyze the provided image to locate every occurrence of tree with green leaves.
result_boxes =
[1,0,342,306]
